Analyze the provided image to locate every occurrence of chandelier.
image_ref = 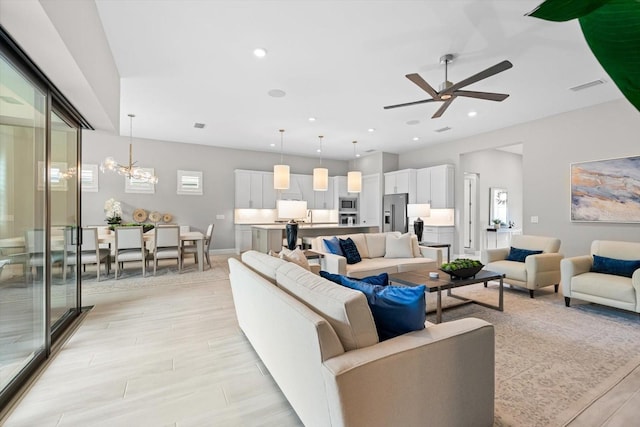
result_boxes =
[100,114,158,184]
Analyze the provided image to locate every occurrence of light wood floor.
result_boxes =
[2,256,303,426]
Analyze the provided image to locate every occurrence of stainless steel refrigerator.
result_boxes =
[383,193,408,233]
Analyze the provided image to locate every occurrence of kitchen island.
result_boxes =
[250,223,379,253]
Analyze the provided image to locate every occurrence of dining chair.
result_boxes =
[114,226,149,279]
[77,227,111,281]
[25,229,65,281]
[182,223,214,269]
[153,225,181,275]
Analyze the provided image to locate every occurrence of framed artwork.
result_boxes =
[81,164,99,192]
[570,155,640,222]
[125,168,156,194]
[176,170,203,195]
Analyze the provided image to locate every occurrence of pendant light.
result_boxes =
[347,140,362,193]
[100,114,158,184]
[313,135,328,191]
[273,129,290,190]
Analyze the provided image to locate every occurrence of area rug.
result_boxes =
[438,283,640,427]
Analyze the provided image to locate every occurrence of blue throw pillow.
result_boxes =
[339,237,361,264]
[505,247,543,263]
[320,271,388,287]
[591,255,640,278]
[323,237,344,256]
[340,276,426,341]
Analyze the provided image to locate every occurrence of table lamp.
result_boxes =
[407,203,431,242]
[277,200,308,249]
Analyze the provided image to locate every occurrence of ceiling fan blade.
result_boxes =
[405,73,439,99]
[441,60,513,95]
[383,98,439,110]
[454,90,510,101]
[432,97,454,119]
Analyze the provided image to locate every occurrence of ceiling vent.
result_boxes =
[365,149,375,153]
[569,79,605,92]
[434,126,451,133]
[193,122,205,129]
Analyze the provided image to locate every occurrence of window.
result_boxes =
[177,170,203,195]
[125,168,156,194]
[81,164,98,192]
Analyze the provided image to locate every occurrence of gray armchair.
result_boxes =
[481,234,563,298]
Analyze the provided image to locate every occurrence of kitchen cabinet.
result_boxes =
[313,178,335,209]
[335,176,351,198]
[416,164,454,208]
[235,225,253,255]
[422,226,454,246]
[262,172,276,209]
[384,169,416,203]
[360,173,381,227]
[252,227,283,253]
[235,170,264,208]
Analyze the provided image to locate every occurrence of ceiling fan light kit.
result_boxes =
[384,53,513,118]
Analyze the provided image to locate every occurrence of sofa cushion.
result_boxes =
[484,260,527,282]
[340,237,362,264]
[242,250,287,283]
[591,255,640,278]
[276,262,379,350]
[279,247,311,271]
[365,233,388,258]
[571,272,635,304]
[339,276,426,341]
[411,235,422,257]
[506,247,543,263]
[323,237,344,256]
[385,233,414,259]
[347,233,370,259]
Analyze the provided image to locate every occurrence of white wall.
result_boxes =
[82,130,349,251]
[399,98,640,257]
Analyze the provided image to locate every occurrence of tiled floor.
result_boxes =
[2,258,302,426]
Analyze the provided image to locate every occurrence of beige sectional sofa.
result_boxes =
[228,250,495,427]
[310,232,442,278]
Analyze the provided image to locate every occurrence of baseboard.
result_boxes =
[209,248,236,255]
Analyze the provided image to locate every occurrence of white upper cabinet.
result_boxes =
[384,169,417,203]
[262,172,276,209]
[314,178,335,209]
[235,170,264,208]
[335,175,350,198]
[416,164,454,208]
[360,173,381,227]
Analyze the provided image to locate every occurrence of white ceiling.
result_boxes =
[94,0,623,160]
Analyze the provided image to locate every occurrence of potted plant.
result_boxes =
[492,218,502,229]
[104,198,123,225]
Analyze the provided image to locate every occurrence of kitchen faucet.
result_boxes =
[307,209,313,224]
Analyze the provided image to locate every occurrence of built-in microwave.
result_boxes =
[340,197,357,211]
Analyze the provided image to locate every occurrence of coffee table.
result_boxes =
[389,269,504,323]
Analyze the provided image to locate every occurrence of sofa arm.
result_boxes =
[322,318,494,427]
[481,247,509,264]
[320,252,347,275]
[560,255,592,296]
[633,269,640,312]
[526,252,563,273]
[418,246,442,265]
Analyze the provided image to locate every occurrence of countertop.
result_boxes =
[251,223,373,230]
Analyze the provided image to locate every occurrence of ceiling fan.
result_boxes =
[384,54,513,118]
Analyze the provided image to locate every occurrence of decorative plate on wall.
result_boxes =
[149,211,162,223]
[133,208,148,223]
[163,213,173,223]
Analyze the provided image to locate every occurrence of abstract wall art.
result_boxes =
[571,155,640,222]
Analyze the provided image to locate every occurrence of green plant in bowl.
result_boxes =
[440,258,484,279]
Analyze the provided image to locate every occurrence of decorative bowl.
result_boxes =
[439,264,483,280]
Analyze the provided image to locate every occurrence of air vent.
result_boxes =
[193,122,205,129]
[434,126,451,133]
[570,79,605,92]
[365,149,375,153]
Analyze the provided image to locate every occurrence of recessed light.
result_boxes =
[316,148,321,153]
[308,117,316,122]
[253,48,267,58]
[412,137,420,141]
[267,89,286,98]
[406,120,420,126]
[270,143,276,147]
[368,128,375,132]
[356,154,361,158]
[468,111,477,117]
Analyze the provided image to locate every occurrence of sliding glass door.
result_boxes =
[0,51,47,396]
[0,28,84,410]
